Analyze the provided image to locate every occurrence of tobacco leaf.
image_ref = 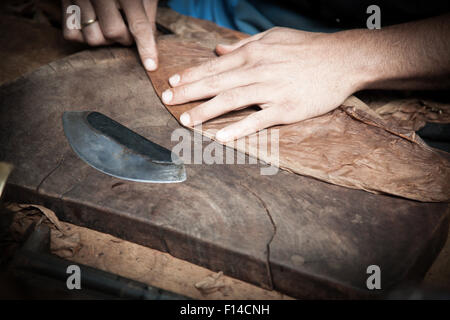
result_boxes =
[148,34,450,202]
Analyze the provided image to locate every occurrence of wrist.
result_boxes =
[329,29,385,93]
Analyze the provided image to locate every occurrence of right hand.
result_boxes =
[62,0,159,71]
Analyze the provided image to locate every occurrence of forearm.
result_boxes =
[337,14,450,91]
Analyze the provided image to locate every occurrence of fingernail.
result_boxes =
[144,58,156,71]
[180,113,190,126]
[216,129,230,142]
[162,89,173,103]
[169,74,180,86]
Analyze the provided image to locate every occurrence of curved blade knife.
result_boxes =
[62,111,186,183]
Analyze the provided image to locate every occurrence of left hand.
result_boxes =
[162,27,365,142]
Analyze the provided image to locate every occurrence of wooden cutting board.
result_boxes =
[1,44,448,298]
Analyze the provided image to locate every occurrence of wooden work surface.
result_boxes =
[1,44,449,298]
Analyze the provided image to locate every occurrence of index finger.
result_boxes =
[119,0,158,70]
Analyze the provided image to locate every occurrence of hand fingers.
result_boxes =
[92,0,133,45]
[162,68,259,105]
[216,108,280,142]
[215,30,268,55]
[74,0,111,46]
[169,51,246,87]
[119,0,158,71]
[62,0,84,42]
[142,0,158,27]
[179,84,267,127]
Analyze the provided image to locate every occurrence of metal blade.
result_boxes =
[62,111,186,183]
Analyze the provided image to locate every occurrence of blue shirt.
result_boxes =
[167,0,340,34]
[167,0,449,35]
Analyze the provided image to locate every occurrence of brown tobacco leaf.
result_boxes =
[7,203,65,233]
[5,202,82,258]
[375,99,450,131]
[195,271,232,296]
[148,35,450,202]
[50,229,81,258]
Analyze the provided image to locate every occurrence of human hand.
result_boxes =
[62,0,159,70]
[162,27,365,142]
